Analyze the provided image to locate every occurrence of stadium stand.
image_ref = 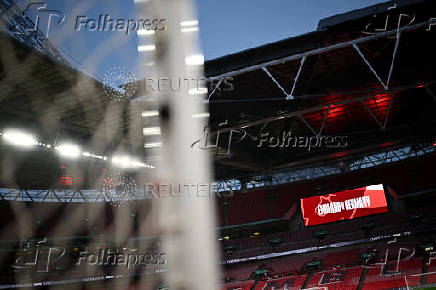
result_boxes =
[256,275,307,290]
[1,0,436,289]
[222,280,255,290]
[305,267,364,290]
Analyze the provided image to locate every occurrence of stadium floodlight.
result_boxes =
[137,29,155,36]
[192,112,209,118]
[2,130,37,147]
[138,45,156,52]
[181,20,199,32]
[142,110,159,117]
[112,156,132,168]
[144,142,161,148]
[188,87,208,95]
[111,155,151,169]
[56,144,82,158]
[185,54,204,65]
[181,27,199,32]
[143,127,161,136]
[180,20,198,27]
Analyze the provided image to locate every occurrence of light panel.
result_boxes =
[56,144,82,158]
[2,130,37,147]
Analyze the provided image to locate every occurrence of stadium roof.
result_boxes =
[204,0,436,180]
[0,0,435,188]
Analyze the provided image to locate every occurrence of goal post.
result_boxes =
[135,0,221,289]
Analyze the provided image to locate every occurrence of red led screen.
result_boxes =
[300,184,388,226]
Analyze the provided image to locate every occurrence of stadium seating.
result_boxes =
[360,258,423,290]
[305,267,363,290]
[217,153,436,228]
[255,275,307,290]
[223,264,259,281]
[322,248,364,267]
[222,231,435,289]
[222,280,254,290]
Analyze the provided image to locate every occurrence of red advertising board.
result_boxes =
[300,184,388,226]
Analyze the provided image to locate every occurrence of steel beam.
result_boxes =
[206,21,428,82]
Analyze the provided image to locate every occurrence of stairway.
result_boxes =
[357,267,368,290]
[301,271,313,289]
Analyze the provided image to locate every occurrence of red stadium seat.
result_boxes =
[222,280,254,290]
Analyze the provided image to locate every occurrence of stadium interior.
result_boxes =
[0,0,436,289]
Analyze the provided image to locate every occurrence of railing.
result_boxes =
[217,139,435,192]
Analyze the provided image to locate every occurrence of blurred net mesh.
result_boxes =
[0,0,219,289]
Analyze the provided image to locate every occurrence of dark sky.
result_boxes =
[16,0,390,80]
[196,0,389,60]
